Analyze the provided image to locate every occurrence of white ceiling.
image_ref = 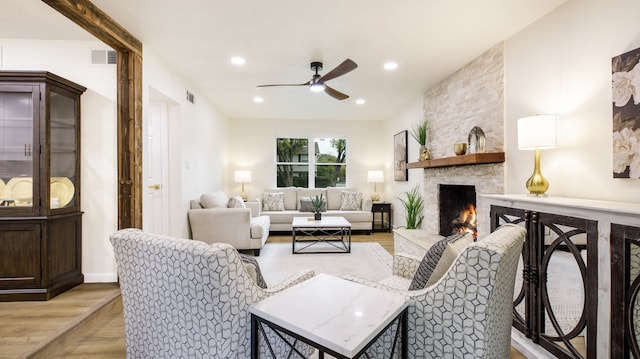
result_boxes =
[3,0,568,121]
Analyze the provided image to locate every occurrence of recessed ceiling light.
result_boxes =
[356,99,366,105]
[384,62,398,70]
[253,96,264,103]
[231,56,246,66]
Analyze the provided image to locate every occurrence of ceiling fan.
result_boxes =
[257,59,358,100]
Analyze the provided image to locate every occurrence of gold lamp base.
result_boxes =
[371,192,380,202]
[239,183,248,202]
[526,148,549,196]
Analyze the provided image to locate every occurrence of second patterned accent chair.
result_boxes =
[345,223,526,359]
[110,229,315,358]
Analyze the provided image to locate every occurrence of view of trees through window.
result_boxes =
[276,137,346,188]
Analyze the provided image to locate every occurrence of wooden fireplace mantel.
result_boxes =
[407,152,505,169]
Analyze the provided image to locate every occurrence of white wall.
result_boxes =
[142,47,229,239]
[504,0,640,202]
[227,118,385,200]
[0,39,229,282]
[383,96,424,228]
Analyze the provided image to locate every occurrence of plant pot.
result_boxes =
[314,212,322,220]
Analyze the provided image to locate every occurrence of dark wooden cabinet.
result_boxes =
[610,223,640,359]
[490,205,598,359]
[0,71,85,301]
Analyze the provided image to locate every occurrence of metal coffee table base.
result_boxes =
[292,227,351,254]
[251,308,408,359]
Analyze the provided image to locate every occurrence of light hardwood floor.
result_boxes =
[0,232,527,358]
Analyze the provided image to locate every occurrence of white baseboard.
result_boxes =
[84,272,118,283]
[511,330,555,359]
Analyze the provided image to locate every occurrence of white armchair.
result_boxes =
[189,191,269,255]
[346,224,526,358]
[110,229,315,358]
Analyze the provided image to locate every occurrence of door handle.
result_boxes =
[148,184,161,190]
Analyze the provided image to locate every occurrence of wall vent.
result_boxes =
[186,90,195,104]
[91,50,117,65]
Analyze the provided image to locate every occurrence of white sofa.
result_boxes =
[259,186,373,232]
[188,191,270,255]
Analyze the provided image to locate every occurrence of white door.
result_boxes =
[143,101,169,234]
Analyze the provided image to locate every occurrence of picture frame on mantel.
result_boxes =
[394,130,408,181]
[612,46,640,179]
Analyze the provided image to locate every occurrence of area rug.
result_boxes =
[256,242,392,286]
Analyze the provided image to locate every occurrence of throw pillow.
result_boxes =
[425,232,475,287]
[200,191,229,208]
[298,197,314,212]
[239,253,267,289]
[227,195,246,208]
[299,196,326,212]
[263,192,285,211]
[408,232,474,290]
[339,191,362,211]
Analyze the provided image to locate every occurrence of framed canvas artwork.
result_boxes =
[612,47,640,179]
[394,130,408,181]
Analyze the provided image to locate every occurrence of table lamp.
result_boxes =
[517,115,558,196]
[234,170,252,201]
[367,170,384,202]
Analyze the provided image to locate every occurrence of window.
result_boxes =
[276,137,346,188]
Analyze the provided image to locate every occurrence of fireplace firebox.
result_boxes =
[438,184,477,236]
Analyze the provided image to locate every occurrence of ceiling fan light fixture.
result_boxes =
[310,83,325,92]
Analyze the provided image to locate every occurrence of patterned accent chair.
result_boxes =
[110,229,315,358]
[346,223,526,359]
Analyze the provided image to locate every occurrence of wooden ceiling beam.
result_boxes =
[42,0,143,230]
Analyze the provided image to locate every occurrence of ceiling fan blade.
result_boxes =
[256,81,310,88]
[324,85,349,100]
[318,59,358,83]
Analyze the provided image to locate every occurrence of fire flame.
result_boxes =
[455,204,477,237]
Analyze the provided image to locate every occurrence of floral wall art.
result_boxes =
[612,47,640,179]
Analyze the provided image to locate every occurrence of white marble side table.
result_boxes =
[250,273,408,359]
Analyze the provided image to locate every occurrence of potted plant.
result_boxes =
[398,185,424,229]
[311,194,325,220]
[410,120,430,161]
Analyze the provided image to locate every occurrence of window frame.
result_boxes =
[275,136,347,188]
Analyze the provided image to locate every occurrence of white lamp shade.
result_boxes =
[518,115,558,150]
[234,170,252,183]
[367,170,384,183]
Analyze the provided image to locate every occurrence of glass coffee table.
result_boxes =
[291,216,352,254]
[250,274,408,358]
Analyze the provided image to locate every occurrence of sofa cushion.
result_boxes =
[340,191,362,210]
[263,192,285,211]
[263,210,301,224]
[200,191,229,208]
[326,187,357,210]
[265,187,297,210]
[228,195,246,208]
[408,232,474,290]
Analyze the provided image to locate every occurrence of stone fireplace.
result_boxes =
[416,43,506,236]
[421,164,504,236]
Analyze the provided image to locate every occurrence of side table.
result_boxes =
[371,202,392,232]
[250,274,408,358]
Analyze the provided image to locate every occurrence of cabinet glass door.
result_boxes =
[0,87,35,209]
[50,90,78,210]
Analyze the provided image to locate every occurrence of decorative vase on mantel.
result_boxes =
[419,145,431,161]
